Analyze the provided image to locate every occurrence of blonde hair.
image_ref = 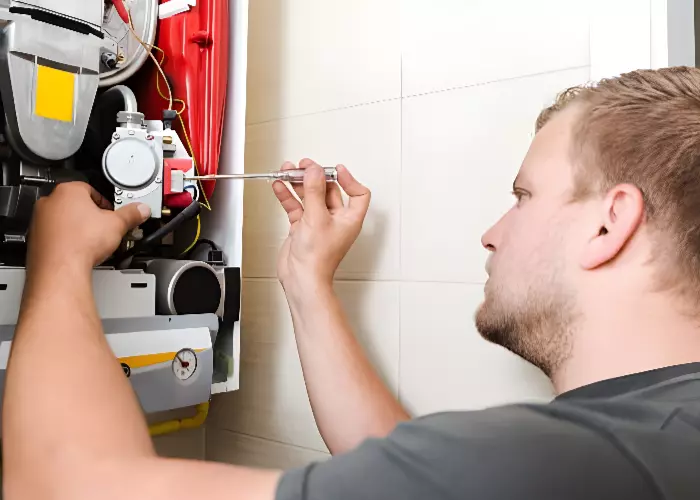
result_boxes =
[538,67,700,296]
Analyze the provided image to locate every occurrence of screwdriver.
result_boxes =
[186,167,338,184]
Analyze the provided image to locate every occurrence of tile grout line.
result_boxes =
[212,427,330,456]
[397,41,404,404]
[245,64,591,127]
[401,64,591,101]
[247,95,403,127]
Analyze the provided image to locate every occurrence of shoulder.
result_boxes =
[390,402,615,446]
[277,404,654,500]
[389,405,633,473]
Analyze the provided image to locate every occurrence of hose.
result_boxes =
[100,85,138,113]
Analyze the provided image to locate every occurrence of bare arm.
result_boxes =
[273,161,409,455]
[2,183,280,500]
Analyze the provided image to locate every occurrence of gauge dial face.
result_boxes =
[172,348,198,381]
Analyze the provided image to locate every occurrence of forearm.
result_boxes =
[9,456,280,500]
[287,282,409,455]
[3,261,153,497]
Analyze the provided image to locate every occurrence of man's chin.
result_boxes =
[474,299,499,341]
[474,296,517,347]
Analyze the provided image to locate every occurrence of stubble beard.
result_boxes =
[475,280,575,378]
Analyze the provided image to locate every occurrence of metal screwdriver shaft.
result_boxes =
[186,167,338,184]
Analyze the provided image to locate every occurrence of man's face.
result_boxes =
[476,106,589,376]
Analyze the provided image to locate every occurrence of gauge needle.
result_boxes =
[177,355,189,368]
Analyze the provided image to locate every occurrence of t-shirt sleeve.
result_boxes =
[275,405,653,500]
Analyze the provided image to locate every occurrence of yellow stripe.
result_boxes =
[118,348,207,370]
[119,352,175,369]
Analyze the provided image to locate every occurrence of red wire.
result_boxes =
[112,0,130,24]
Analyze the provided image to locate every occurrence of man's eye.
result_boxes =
[512,190,528,206]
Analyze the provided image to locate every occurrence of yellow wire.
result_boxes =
[178,113,212,211]
[125,11,211,212]
[180,214,201,257]
[125,7,212,256]
[127,10,173,110]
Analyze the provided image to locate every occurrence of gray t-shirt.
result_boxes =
[277,363,700,500]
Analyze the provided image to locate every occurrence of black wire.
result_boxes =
[184,238,220,260]
[117,199,201,264]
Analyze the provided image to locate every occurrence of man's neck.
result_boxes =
[551,294,700,394]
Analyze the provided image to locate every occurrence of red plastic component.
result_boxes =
[112,0,130,24]
[136,0,229,200]
[165,192,194,209]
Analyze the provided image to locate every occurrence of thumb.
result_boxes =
[113,203,151,233]
[303,165,328,219]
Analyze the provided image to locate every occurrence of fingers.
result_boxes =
[90,187,113,210]
[326,182,344,210]
[300,159,343,210]
[113,203,151,233]
[281,161,304,200]
[279,159,349,213]
[273,181,304,224]
[55,182,113,210]
[303,164,329,219]
[337,165,370,218]
[297,158,342,212]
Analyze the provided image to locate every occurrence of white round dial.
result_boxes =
[172,348,198,381]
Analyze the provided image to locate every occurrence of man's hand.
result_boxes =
[272,160,406,455]
[27,182,151,274]
[273,159,370,298]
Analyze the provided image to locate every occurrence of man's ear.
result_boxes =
[580,184,644,270]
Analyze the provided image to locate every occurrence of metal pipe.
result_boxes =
[101,85,138,113]
[149,402,210,436]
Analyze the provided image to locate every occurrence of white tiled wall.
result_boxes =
[206,0,590,467]
[153,427,206,460]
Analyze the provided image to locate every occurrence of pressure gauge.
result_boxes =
[172,348,198,381]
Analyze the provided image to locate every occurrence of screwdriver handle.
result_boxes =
[276,167,338,183]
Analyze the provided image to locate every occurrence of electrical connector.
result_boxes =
[207,249,225,266]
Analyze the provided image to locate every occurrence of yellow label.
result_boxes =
[35,65,75,122]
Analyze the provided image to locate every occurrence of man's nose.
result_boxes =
[482,210,509,251]
[481,222,499,252]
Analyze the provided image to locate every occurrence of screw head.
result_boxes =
[155,176,162,183]
[115,198,122,204]
[128,130,135,136]
[127,193,134,199]
[115,188,123,195]
[112,133,120,140]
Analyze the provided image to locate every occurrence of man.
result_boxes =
[4,66,700,499]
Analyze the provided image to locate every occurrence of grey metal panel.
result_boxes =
[130,349,214,414]
[101,314,220,345]
[0,315,220,430]
[0,17,100,161]
[14,0,103,27]
[0,268,157,325]
[0,314,220,341]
